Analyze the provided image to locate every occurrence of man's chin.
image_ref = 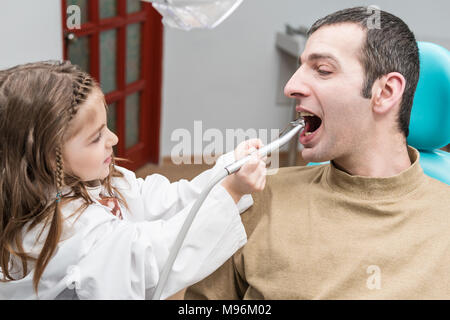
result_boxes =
[301,147,330,164]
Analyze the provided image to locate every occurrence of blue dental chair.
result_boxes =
[407,42,450,185]
[308,41,450,186]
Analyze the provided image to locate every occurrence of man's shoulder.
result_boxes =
[423,175,450,202]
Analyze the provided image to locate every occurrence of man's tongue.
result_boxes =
[305,121,311,133]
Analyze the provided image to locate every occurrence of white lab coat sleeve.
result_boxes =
[74,184,246,300]
[114,151,253,221]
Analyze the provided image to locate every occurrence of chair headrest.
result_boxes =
[407,42,450,150]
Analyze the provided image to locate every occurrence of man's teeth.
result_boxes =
[305,132,312,136]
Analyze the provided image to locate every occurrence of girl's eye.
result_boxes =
[92,132,102,143]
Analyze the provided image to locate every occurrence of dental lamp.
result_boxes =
[142,0,244,30]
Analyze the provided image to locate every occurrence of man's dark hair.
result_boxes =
[308,6,419,137]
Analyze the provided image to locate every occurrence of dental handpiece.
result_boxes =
[152,117,305,300]
[225,118,305,175]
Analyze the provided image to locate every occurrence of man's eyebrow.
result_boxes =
[298,53,340,67]
[87,124,106,140]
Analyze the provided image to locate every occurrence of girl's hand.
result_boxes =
[221,139,267,203]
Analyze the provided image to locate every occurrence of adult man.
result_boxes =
[186,7,450,299]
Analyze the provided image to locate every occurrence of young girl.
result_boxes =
[0,61,267,299]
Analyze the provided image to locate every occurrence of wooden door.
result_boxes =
[62,0,163,171]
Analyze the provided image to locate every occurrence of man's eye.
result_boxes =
[317,69,332,76]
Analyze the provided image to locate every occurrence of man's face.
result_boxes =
[284,23,373,163]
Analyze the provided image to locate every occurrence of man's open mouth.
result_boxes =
[299,111,322,135]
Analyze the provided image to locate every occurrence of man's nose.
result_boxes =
[283,66,311,99]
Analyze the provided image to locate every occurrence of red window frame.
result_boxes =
[61,0,163,171]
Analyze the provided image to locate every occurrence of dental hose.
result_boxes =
[152,118,305,300]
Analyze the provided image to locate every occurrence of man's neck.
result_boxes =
[333,137,412,178]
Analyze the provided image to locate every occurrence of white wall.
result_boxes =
[1,0,448,160]
[0,0,63,70]
[160,0,450,158]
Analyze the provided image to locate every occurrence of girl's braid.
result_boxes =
[55,71,94,201]
[69,72,93,120]
[55,147,63,202]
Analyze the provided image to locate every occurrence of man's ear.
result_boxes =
[371,72,406,115]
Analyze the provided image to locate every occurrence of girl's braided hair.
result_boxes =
[0,61,127,294]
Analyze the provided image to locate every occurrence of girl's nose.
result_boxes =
[106,128,118,147]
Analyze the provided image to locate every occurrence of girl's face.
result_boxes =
[63,87,118,182]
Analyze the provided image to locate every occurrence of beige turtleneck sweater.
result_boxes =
[186,147,450,299]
